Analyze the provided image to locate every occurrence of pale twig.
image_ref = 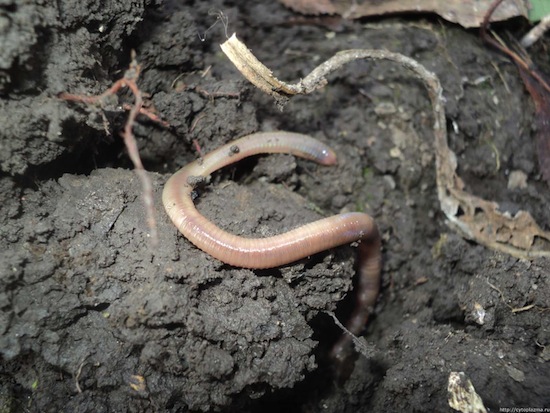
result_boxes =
[521,15,550,48]
[326,311,376,359]
[486,280,538,313]
[220,33,550,259]
[74,355,90,394]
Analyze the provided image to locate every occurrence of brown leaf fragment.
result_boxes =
[278,0,528,28]
[458,198,550,251]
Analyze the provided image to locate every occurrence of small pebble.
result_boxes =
[374,101,397,116]
[507,170,528,190]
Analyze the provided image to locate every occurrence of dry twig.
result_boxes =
[486,280,538,313]
[221,33,550,259]
[60,52,160,247]
[521,15,550,48]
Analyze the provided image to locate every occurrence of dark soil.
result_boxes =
[1,1,549,412]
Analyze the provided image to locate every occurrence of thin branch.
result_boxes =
[60,52,161,248]
[220,33,550,259]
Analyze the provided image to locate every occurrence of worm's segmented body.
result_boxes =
[162,131,381,359]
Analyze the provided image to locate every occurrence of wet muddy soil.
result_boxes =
[1,0,549,412]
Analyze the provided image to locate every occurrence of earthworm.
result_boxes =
[162,131,381,358]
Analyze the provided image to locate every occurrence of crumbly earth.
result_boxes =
[1,0,549,412]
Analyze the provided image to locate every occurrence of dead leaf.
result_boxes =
[279,0,528,28]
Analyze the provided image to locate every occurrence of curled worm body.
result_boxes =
[162,131,381,355]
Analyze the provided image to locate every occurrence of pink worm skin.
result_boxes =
[162,131,381,358]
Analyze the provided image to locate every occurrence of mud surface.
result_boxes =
[1,1,549,412]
